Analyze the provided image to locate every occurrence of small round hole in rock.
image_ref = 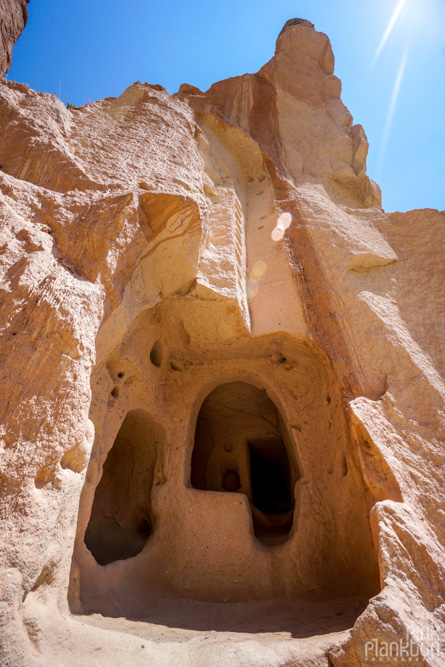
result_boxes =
[111,387,120,398]
[138,518,152,535]
[150,340,163,368]
[222,469,241,492]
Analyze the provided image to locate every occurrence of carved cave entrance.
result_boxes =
[75,334,381,616]
[84,410,161,566]
[190,382,299,545]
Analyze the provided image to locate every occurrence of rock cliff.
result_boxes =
[0,17,444,667]
[0,0,28,75]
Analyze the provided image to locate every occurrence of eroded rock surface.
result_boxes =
[0,18,444,667]
[0,0,28,75]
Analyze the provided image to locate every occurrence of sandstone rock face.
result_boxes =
[0,18,444,667]
[0,0,28,75]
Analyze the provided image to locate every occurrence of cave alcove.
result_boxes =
[190,381,299,545]
[84,409,162,565]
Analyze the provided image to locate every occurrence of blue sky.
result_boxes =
[7,0,445,212]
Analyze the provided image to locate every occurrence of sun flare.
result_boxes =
[372,0,409,67]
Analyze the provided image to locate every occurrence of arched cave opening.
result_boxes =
[84,410,161,565]
[190,382,299,545]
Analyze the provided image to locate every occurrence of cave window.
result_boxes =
[190,381,298,545]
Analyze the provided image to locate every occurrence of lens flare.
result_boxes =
[372,0,409,67]
[247,277,259,299]
[378,48,408,175]
[251,260,267,278]
[271,227,284,242]
[277,212,292,230]
[271,212,292,242]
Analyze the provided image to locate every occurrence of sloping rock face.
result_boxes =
[0,18,444,667]
[0,0,28,75]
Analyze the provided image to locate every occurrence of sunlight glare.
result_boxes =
[277,212,292,231]
[372,0,409,67]
[377,48,409,176]
[271,212,292,242]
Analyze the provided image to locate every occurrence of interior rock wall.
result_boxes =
[0,17,444,667]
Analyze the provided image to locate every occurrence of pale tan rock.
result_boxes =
[0,18,444,667]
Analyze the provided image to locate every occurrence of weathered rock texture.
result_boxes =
[0,0,28,75]
[0,17,444,667]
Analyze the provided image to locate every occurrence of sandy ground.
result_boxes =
[25,596,365,666]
